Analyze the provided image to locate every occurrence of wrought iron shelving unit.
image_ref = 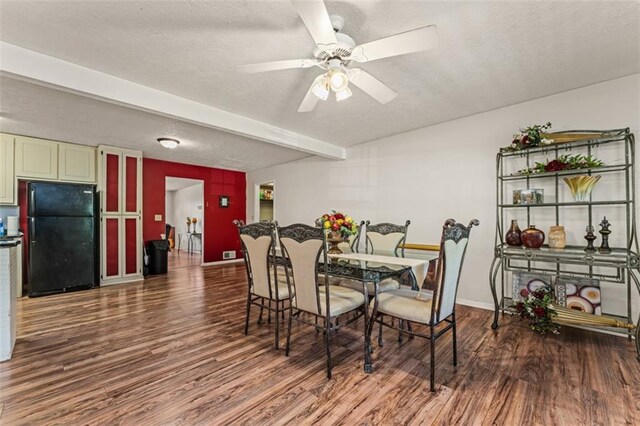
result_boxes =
[489,128,640,359]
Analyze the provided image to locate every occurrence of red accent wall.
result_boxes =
[142,158,245,263]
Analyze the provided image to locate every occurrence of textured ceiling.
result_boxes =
[0,77,309,171]
[0,0,639,155]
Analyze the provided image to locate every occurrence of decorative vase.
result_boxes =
[548,226,566,249]
[522,225,545,249]
[564,175,601,202]
[327,231,344,254]
[505,220,523,246]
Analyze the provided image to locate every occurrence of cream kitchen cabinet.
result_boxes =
[0,134,15,204]
[11,134,97,184]
[58,143,96,183]
[15,136,58,180]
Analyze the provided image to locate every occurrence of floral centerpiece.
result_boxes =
[502,122,554,152]
[186,216,192,233]
[513,285,559,334]
[316,211,359,254]
[516,154,604,175]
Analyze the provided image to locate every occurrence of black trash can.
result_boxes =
[146,240,169,275]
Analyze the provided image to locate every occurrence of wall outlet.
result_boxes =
[155,214,162,222]
[223,251,236,260]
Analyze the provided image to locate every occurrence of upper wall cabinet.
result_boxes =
[12,134,97,184]
[58,143,96,183]
[15,136,58,180]
[0,134,15,204]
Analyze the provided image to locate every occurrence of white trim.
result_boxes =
[201,259,244,266]
[0,42,346,160]
[100,276,144,286]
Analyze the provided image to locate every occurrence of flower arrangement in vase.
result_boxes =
[316,211,358,254]
[516,154,604,176]
[186,216,192,233]
[513,285,559,334]
[501,122,554,152]
[191,217,198,233]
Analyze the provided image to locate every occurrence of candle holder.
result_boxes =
[584,225,597,253]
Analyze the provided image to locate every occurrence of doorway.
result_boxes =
[255,181,275,223]
[165,177,204,269]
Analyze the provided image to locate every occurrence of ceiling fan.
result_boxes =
[238,0,438,112]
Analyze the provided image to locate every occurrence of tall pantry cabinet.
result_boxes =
[98,145,143,285]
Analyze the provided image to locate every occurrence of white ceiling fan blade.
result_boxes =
[348,69,397,104]
[291,0,337,46]
[298,76,323,112]
[238,59,319,73]
[349,25,438,63]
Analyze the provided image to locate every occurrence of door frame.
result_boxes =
[254,180,275,224]
[165,176,205,266]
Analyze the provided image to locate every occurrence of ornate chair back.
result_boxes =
[365,220,411,256]
[234,221,276,299]
[431,219,479,323]
[278,224,326,315]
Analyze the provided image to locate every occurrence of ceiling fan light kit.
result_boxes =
[240,0,438,112]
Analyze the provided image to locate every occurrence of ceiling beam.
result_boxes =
[0,42,346,160]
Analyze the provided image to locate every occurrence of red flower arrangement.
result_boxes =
[513,285,559,334]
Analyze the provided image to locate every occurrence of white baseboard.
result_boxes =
[201,259,243,267]
[100,275,144,286]
[456,297,494,311]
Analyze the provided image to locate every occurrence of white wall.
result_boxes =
[165,191,175,228]
[172,183,204,250]
[247,74,640,314]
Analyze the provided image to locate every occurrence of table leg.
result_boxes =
[364,279,379,374]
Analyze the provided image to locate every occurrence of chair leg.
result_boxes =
[274,301,280,350]
[408,321,414,339]
[398,319,404,343]
[326,318,332,379]
[258,300,264,324]
[244,293,252,335]
[315,315,319,334]
[378,315,384,347]
[430,324,436,392]
[362,305,370,363]
[285,307,293,356]
[267,300,272,324]
[452,313,458,366]
[281,301,285,320]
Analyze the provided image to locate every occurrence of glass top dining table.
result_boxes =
[274,247,439,290]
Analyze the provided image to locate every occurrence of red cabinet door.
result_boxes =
[103,152,121,215]
[123,154,140,215]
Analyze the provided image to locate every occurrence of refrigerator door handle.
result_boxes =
[30,187,36,215]
[30,217,36,243]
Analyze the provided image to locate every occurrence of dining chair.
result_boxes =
[365,220,411,256]
[278,223,368,379]
[340,220,412,295]
[369,218,479,392]
[234,220,290,349]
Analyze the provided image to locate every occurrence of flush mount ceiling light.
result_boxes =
[238,0,439,112]
[157,137,180,149]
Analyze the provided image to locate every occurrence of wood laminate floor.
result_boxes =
[1,263,638,425]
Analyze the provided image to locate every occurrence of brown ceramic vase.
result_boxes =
[522,225,545,249]
[505,220,523,246]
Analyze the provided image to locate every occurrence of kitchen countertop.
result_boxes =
[0,234,22,248]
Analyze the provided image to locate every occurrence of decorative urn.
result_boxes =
[522,225,545,249]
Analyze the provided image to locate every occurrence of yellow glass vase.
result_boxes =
[564,175,601,202]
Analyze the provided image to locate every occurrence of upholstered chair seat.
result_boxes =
[317,285,365,316]
[370,288,434,324]
[339,278,400,295]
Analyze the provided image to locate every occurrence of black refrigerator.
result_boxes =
[28,182,98,296]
